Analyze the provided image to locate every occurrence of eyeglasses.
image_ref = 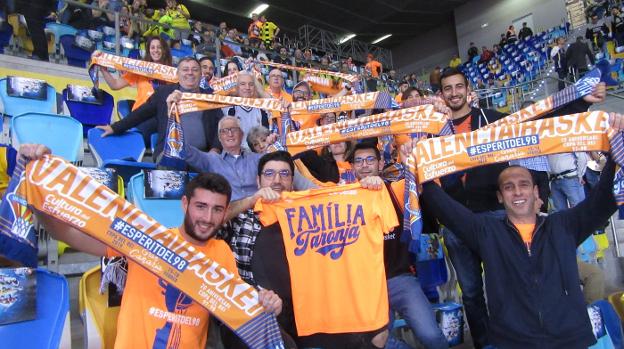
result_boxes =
[292,89,309,96]
[261,169,292,179]
[219,127,241,135]
[353,155,378,166]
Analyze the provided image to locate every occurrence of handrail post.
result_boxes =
[215,38,222,78]
[114,11,120,55]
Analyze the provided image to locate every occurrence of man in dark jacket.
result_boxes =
[518,22,533,41]
[97,57,223,161]
[567,36,595,80]
[417,136,623,348]
[436,67,606,348]
[18,0,55,61]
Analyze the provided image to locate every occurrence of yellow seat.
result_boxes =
[608,291,624,321]
[79,266,120,349]
[8,13,54,55]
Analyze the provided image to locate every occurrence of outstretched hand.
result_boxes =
[18,144,51,161]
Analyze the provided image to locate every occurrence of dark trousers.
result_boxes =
[22,7,48,60]
[556,69,567,91]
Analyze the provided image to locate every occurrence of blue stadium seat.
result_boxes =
[88,127,156,183]
[45,22,77,58]
[60,34,91,67]
[0,268,71,349]
[0,20,13,54]
[0,78,57,117]
[11,112,83,162]
[127,172,183,228]
[62,88,114,135]
[116,99,134,119]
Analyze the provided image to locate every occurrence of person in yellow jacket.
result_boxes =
[147,0,190,40]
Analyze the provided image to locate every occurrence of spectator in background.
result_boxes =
[429,66,441,93]
[551,36,567,90]
[259,14,280,49]
[567,36,595,80]
[346,56,358,73]
[188,20,204,45]
[400,86,421,103]
[586,14,610,51]
[195,29,216,55]
[365,53,382,92]
[223,28,243,56]
[248,13,263,47]
[246,126,270,153]
[506,25,517,44]
[394,81,409,102]
[613,7,624,47]
[225,59,241,76]
[479,46,493,64]
[159,0,191,40]
[449,54,462,68]
[273,46,291,65]
[218,21,228,40]
[223,72,270,147]
[18,0,55,61]
[199,57,215,90]
[99,36,173,115]
[266,69,292,101]
[518,22,533,41]
[91,0,115,28]
[467,42,479,61]
[499,33,507,47]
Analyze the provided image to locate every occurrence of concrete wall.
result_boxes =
[454,0,567,61]
[392,24,459,78]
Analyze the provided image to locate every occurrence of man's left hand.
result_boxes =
[258,289,282,315]
[609,112,624,130]
[360,176,383,190]
[583,82,606,104]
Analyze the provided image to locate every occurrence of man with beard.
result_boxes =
[22,143,283,349]
[198,57,215,91]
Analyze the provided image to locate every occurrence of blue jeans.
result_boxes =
[386,274,449,349]
[550,177,586,211]
[441,227,489,349]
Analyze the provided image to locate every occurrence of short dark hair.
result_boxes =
[439,67,468,88]
[497,165,536,189]
[257,151,295,176]
[401,87,420,101]
[184,173,232,203]
[347,142,381,163]
[198,56,213,64]
[178,56,200,67]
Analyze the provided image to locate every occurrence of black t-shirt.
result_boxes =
[383,183,413,279]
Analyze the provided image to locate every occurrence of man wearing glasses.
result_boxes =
[348,142,449,349]
[183,116,316,201]
[265,68,292,102]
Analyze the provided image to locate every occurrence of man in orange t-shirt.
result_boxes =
[266,68,292,102]
[27,154,284,349]
[365,53,382,92]
[248,13,263,47]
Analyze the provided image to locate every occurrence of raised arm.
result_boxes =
[18,144,107,256]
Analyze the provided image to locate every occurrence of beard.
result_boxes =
[183,211,216,242]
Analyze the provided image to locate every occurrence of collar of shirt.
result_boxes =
[220,149,246,160]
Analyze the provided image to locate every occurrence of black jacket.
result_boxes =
[422,159,617,349]
[441,107,509,212]
[111,83,223,159]
[566,41,595,69]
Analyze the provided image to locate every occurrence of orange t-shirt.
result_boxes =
[453,114,472,134]
[515,223,535,253]
[366,60,382,78]
[336,161,356,184]
[248,20,263,39]
[265,87,292,102]
[292,113,321,130]
[122,72,156,111]
[255,183,398,335]
[394,93,402,103]
[108,228,238,349]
